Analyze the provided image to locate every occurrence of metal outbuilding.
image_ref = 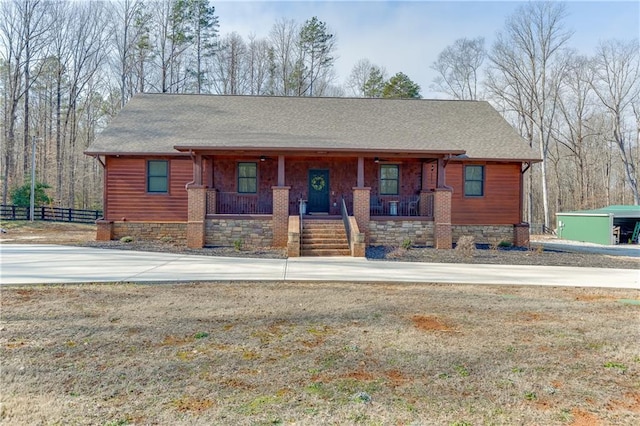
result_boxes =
[556,205,640,245]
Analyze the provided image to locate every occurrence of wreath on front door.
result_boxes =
[311,175,326,191]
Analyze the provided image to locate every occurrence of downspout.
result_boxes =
[185,149,196,189]
[520,162,531,224]
[93,155,107,220]
[439,153,461,190]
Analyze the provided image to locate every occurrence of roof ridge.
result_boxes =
[136,92,482,103]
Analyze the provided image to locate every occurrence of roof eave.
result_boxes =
[172,145,467,157]
[84,150,189,157]
[449,157,543,163]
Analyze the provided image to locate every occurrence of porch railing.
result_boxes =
[208,191,273,215]
[341,197,351,249]
[370,193,434,218]
[205,191,433,217]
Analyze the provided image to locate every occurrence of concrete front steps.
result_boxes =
[301,218,350,256]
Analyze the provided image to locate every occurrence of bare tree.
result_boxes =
[554,52,601,209]
[0,0,25,203]
[269,18,298,96]
[431,37,485,100]
[245,34,270,95]
[60,2,109,206]
[0,0,50,203]
[346,58,386,97]
[485,2,572,228]
[590,39,640,205]
[211,32,247,95]
[111,0,149,106]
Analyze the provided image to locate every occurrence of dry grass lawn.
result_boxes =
[1,282,639,425]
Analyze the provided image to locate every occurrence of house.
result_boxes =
[85,93,540,256]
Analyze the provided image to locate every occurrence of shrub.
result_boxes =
[401,238,412,250]
[488,237,500,251]
[388,247,403,259]
[120,236,134,243]
[498,240,512,249]
[233,239,243,251]
[530,245,544,255]
[455,235,475,257]
[9,182,52,207]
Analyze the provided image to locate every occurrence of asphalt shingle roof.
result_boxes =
[85,93,540,161]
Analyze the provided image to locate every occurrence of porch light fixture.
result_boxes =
[374,157,380,163]
[260,156,266,162]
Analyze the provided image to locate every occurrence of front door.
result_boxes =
[308,169,330,213]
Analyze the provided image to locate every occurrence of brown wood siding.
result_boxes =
[449,162,521,225]
[105,156,191,221]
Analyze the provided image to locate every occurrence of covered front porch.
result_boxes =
[184,152,455,255]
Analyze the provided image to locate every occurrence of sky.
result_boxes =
[215,0,640,98]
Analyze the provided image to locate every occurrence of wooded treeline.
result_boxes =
[429,3,639,228]
[1,0,638,229]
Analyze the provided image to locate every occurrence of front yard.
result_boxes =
[1,282,638,425]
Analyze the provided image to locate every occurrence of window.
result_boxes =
[464,165,484,196]
[380,164,399,195]
[238,162,257,193]
[147,160,168,193]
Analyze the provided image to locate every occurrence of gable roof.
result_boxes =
[85,93,540,161]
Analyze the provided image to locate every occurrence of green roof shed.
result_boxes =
[556,205,640,245]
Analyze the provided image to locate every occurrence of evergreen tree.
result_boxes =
[183,0,218,93]
[298,16,335,96]
[382,72,421,99]
[362,66,386,98]
[10,182,52,207]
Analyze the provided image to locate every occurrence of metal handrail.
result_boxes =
[341,196,351,249]
[299,198,304,235]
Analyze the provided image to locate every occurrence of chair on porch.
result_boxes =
[370,196,383,215]
[407,197,419,216]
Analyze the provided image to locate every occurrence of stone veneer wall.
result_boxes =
[452,225,514,245]
[205,217,273,247]
[369,220,434,247]
[112,221,187,244]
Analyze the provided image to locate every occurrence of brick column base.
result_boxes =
[434,188,452,249]
[514,222,530,248]
[288,215,300,257]
[187,185,206,249]
[272,186,290,247]
[352,187,371,243]
[435,223,452,249]
[351,232,366,257]
[96,220,113,241]
[187,222,205,248]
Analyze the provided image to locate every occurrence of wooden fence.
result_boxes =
[0,205,102,224]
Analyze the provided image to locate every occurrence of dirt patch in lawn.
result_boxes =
[2,282,638,425]
[411,314,455,332]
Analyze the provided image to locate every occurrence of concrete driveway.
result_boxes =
[531,238,640,258]
[1,244,638,289]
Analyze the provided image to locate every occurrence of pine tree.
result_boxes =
[382,72,421,99]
